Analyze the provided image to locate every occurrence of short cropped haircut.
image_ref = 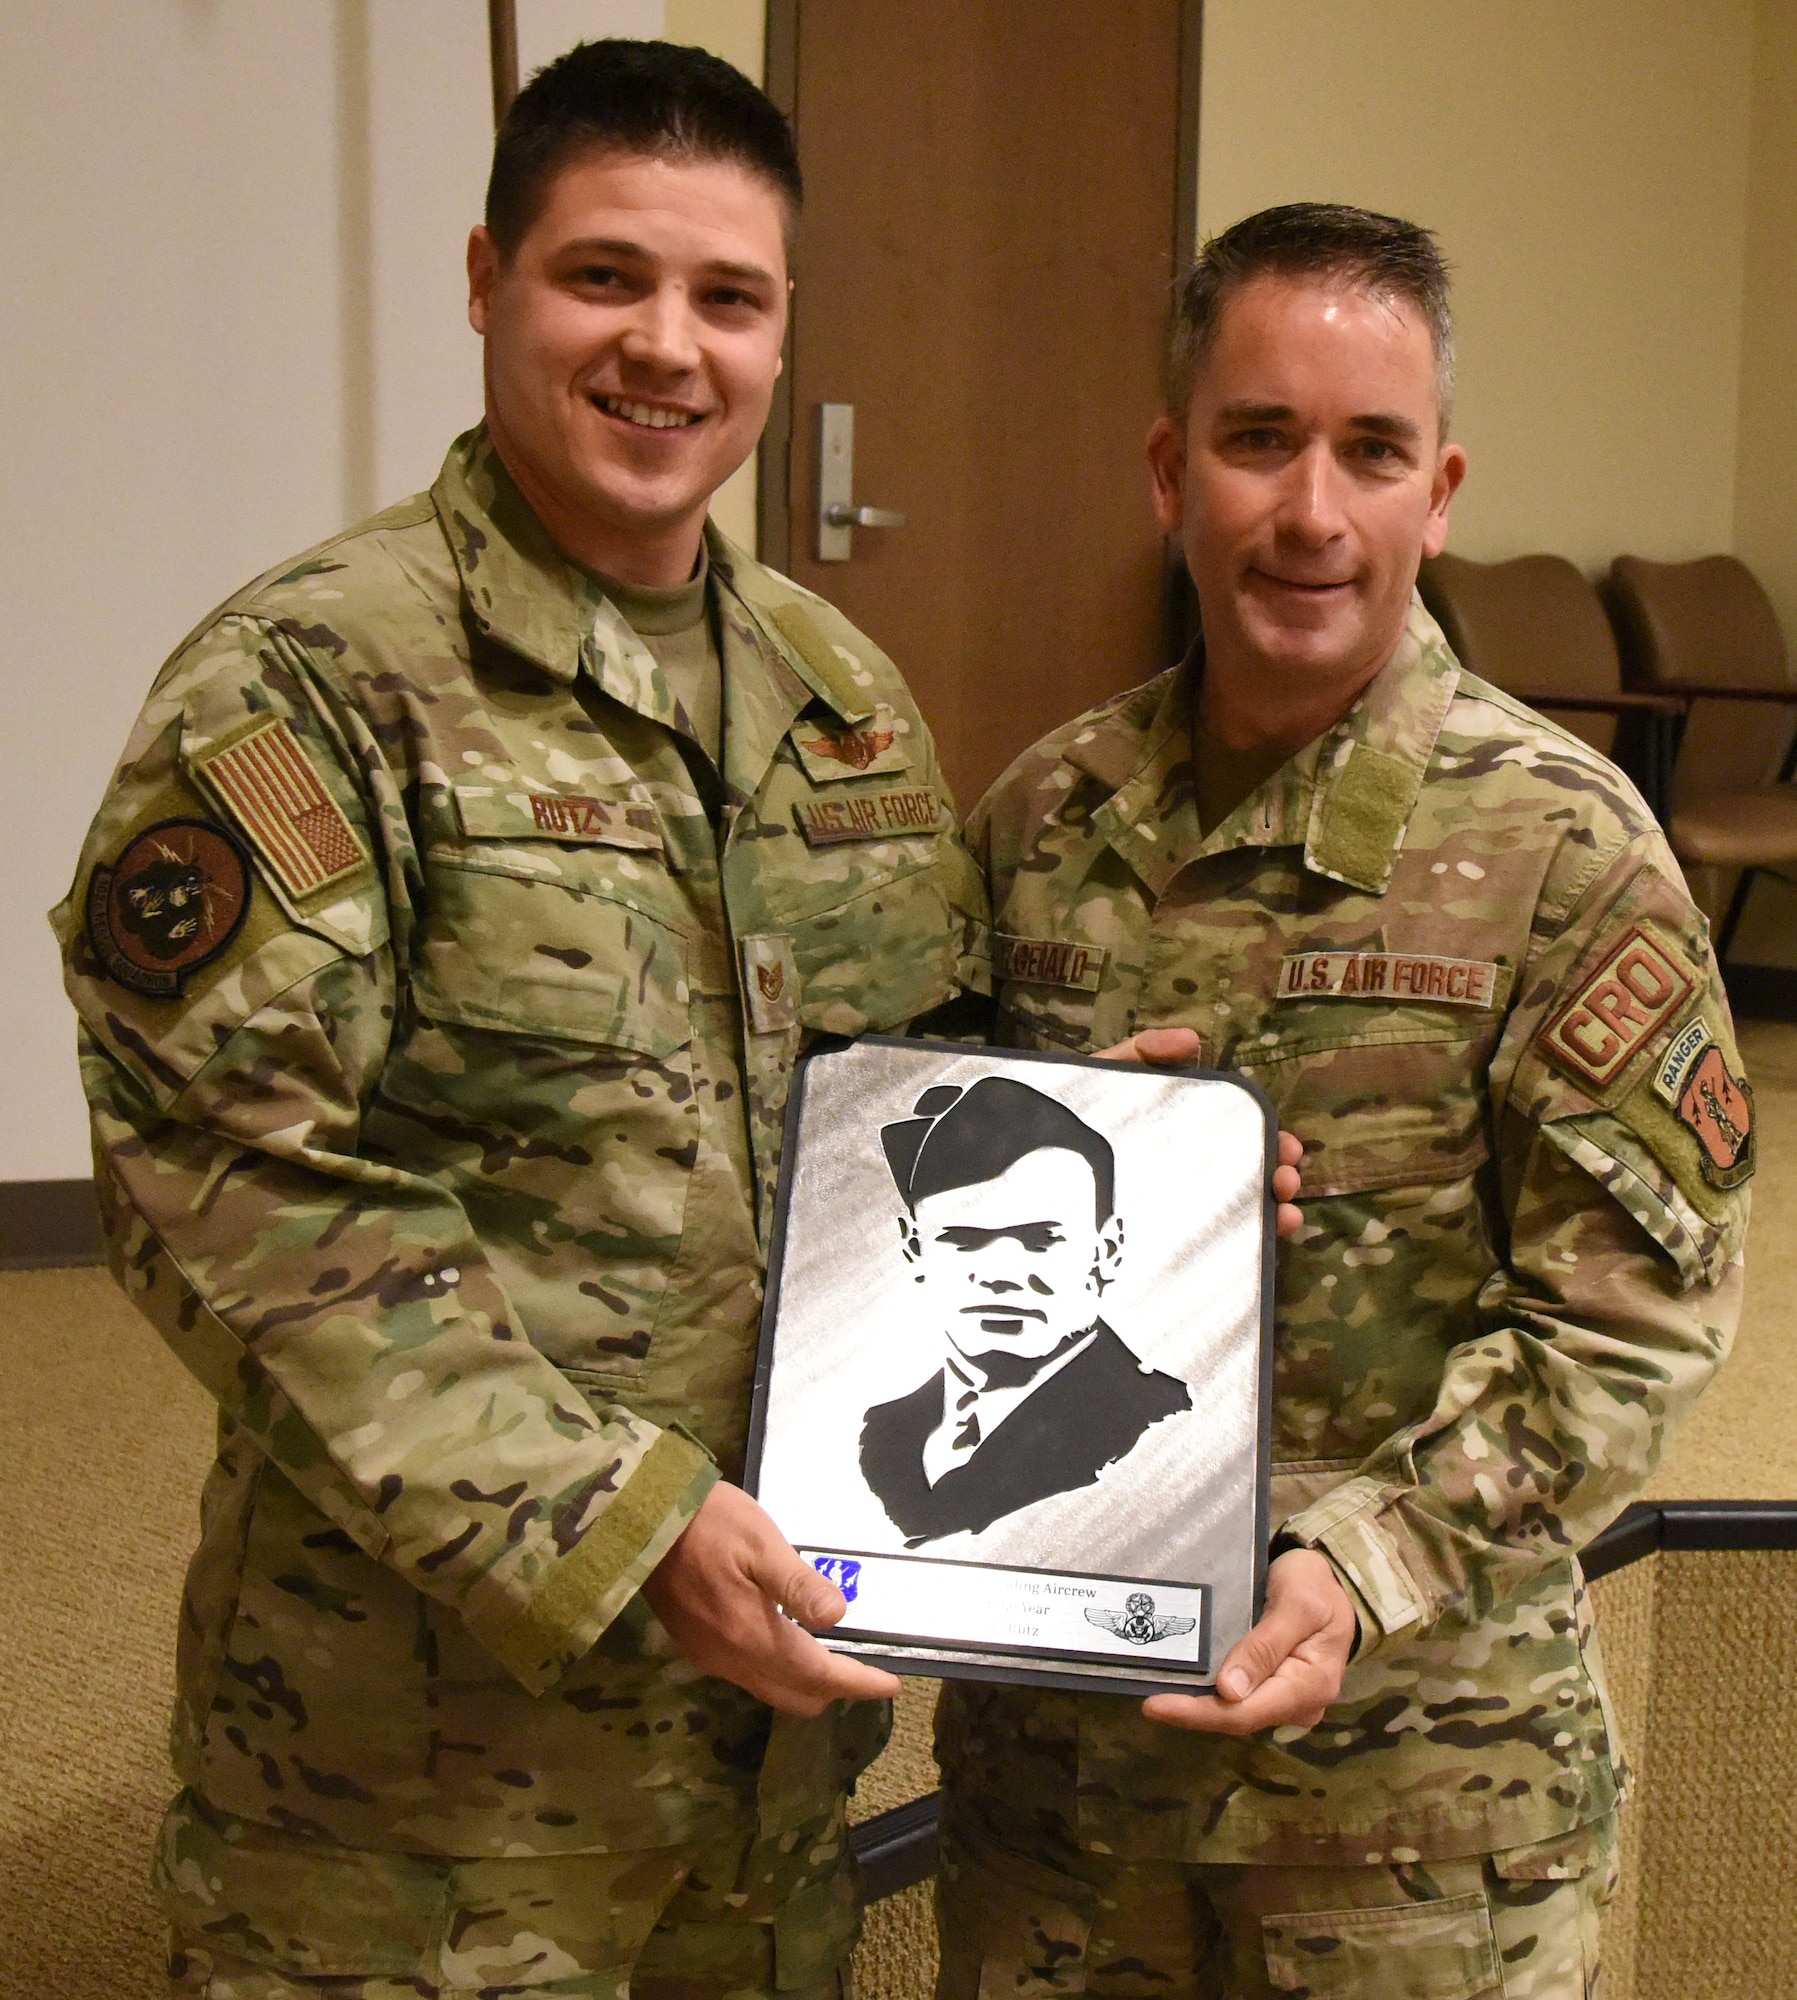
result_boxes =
[1168,202,1455,429]
[485,39,803,260]
[882,1077,1116,1224]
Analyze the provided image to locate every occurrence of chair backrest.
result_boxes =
[1605,554,1795,799]
[1417,552,1622,754]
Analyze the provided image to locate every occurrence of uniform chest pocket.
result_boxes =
[413,844,690,1055]
[788,862,959,1035]
[1239,1027,1493,1198]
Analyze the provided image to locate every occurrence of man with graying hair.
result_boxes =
[54,39,992,1999]
[940,204,1749,1997]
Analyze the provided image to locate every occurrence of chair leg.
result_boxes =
[1715,867,1757,965]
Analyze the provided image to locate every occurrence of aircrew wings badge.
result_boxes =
[192,717,369,903]
[1540,927,1696,1096]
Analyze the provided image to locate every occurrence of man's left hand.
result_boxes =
[1139,1548,1357,1735]
[1095,1026,1304,1238]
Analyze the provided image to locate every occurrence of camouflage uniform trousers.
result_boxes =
[159,1788,860,2000]
[935,1804,1618,2000]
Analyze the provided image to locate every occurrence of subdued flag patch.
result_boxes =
[195,717,369,901]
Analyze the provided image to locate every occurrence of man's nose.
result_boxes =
[976,1275,1024,1294]
[619,286,703,374]
[1276,443,1350,547]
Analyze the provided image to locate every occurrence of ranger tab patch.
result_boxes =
[86,818,251,997]
[1542,926,1696,1093]
[1652,1015,1754,1187]
[993,934,1107,993]
[1277,950,1501,1008]
[795,785,940,846]
[194,717,368,900]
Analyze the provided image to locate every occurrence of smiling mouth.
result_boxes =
[1254,570,1354,594]
[594,394,705,431]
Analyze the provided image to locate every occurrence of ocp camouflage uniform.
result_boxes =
[937,600,1749,1999]
[52,428,987,1999]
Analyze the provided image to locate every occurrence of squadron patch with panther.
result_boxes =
[86,818,251,998]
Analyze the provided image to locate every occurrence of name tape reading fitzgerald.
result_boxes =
[1278,951,1502,1008]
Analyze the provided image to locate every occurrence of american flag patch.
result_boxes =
[194,718,368,900]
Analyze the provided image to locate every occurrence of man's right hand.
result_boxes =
[642,1481,902,1716]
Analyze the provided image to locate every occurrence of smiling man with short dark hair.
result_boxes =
[938,202,1749,2000]
[55,38,988,2000]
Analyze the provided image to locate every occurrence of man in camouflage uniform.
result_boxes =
[937,205,1750,1998]
[53,42,986,1999]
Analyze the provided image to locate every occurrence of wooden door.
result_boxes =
[764,0,1193,811]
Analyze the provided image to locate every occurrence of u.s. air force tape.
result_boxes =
[1276,950,1502,1008]
[794,785,940,846]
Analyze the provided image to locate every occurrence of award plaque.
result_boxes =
[745,1036,1276,1696]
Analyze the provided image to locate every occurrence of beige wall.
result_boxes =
[1198,0,1757,575]
[1735,0,1797,652]
[1,0,764,1181]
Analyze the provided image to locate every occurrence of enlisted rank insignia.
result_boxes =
[1652,1016,1754,1187]
[1541,926,1696,1093]
[193,717,368,901]
[741,933,798,1034]
[795,785,940,846]
[993,934,1107,993]
[86,818,251,997]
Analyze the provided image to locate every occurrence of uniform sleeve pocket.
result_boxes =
[1260,1891,1499,1998]
[413,855,690,1056]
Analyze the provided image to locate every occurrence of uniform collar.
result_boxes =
[1083,595,1461,900]
[432,429,872,775]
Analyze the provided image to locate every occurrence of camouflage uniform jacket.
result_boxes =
[955,598,1748,1866]
[52,427,986,1859]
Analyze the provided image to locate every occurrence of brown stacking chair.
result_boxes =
[1417,552,1681,819]
[1605,554,1797,959]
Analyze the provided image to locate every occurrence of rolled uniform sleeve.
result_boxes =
[56,624,716,1696]
[1281,834,1748,1655]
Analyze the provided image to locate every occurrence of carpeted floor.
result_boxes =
[3,1018,1792,1999]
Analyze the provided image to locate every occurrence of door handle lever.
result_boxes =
[824,502,907,530]
[816,403,906,560]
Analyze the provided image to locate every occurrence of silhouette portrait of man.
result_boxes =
[859,1075,1193,1545]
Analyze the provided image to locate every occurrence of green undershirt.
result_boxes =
[595,551,723,767]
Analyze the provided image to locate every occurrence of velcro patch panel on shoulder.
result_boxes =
[1540,925,1696,1096]
[795,785,941,846]
[789,703,912,783]
[453,783,664,854]
[1276,950,1503,1008]
[993,934,1108,993]
[191,716,369,901]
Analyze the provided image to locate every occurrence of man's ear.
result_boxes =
[468,225,499,335]
[1146,414,1187,536]
[1093,1213,1125,1292]
[898,1215,921,1265]
[1421,440,1468,559]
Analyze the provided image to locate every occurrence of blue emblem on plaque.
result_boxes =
[810,1555,862,1602]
